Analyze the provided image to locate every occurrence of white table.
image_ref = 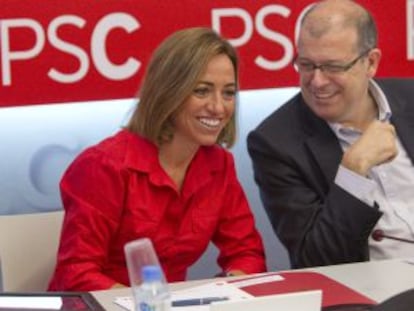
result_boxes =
[91,259,414,311]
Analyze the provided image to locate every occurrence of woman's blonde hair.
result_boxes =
[126,27,239,148]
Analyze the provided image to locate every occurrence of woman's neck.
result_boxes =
[158,140,198,191]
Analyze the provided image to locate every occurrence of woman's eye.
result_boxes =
[193,88,209,96]
[223,89,236,100]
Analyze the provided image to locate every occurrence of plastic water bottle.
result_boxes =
[134,265,171,311]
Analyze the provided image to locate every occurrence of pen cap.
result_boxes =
[124,238,166,287]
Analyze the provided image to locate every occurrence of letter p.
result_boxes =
[1,18,45,86]
[211,8,253,47]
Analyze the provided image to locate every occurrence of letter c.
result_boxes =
[91,12,141,80]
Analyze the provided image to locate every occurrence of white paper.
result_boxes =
[230,274,284,288]
[404,257,414,265]
[113,296,134,311]
[0,296,63,309]
[114,281,254,311]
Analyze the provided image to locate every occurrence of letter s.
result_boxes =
[47,15,89,83]
[255,5,294,70]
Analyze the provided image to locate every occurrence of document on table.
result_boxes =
[114,275,284,311]
[405,257,414,265]
[0,297,62,309]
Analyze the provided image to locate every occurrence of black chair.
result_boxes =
[373,288,414,311]
[323,289,414,311]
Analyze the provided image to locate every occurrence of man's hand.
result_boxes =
[341,120,398,176]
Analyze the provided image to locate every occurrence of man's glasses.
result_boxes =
[293,49,372,75]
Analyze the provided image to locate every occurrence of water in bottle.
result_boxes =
[134,265,171,311]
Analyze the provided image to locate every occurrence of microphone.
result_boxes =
[371,229,414,244]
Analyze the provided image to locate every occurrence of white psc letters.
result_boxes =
[1,2,413,87]
[0,13,141,86]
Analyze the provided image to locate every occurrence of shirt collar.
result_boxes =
[329,79,392,134]
[122,130,224,175]
[370,79,392,122]
[122,130,159,172]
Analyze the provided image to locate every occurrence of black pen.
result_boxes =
[172,296,229,307]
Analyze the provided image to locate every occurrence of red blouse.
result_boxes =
[48,130,266,291]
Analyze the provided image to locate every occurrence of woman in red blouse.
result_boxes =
[48,27,266,291]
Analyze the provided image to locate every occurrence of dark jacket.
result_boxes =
[247,78,414,268]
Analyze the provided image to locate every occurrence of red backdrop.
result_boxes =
[1,0,413,107]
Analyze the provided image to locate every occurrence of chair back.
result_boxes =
[373,288,414,311]
[0,210,64,292]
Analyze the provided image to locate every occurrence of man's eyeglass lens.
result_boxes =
[293,49,371,74]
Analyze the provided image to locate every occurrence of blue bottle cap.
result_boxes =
[141,265,162,282]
